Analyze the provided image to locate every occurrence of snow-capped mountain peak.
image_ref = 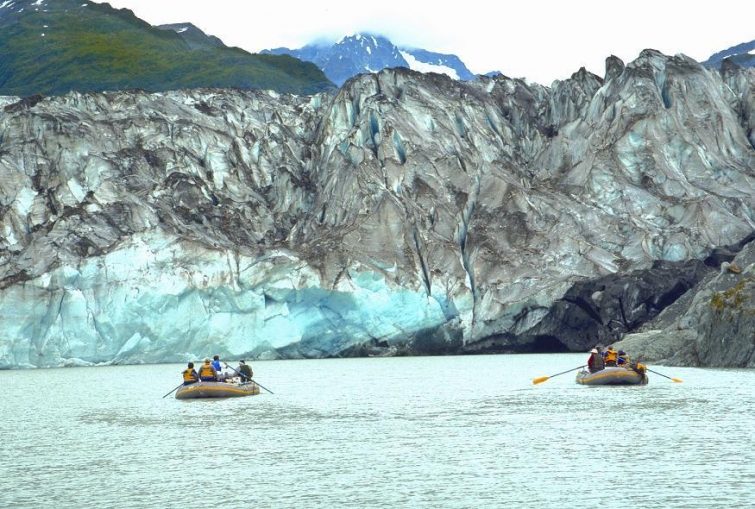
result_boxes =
[263,32,477,85]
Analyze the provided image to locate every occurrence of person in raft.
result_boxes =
[198,358,218,382]
[182,362,199,385]
[211,355,228,381]
[587,348,605,373]
[237,360,253,383]
[617,350,630,366]
[603,346,618,366]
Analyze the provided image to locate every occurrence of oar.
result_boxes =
[224,362,274,394]
[249,379,274,394]
[162,383,184,398]
[532,365,585,385]
[647,367,683,383]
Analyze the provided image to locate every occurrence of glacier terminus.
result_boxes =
[0,50,753,368]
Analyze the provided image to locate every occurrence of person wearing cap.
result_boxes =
[237,360,253,383]
[198,358,218,382]
[587,347,605,373]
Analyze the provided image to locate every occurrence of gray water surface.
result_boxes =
[2,354,753,508]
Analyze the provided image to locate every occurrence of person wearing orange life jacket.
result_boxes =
[198,358,218,382]
[604,346,618,366]
[182,362,199,385]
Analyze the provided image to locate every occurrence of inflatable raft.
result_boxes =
[576,366,648,386]
[175,381,260,399]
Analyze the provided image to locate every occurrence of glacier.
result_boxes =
[0,50,754,368]
[1,231,448,366]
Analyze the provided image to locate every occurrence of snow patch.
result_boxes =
[366,46,371,55]
[177,27,188,33]
[13,188,37,217]
[0,1,14,9]
[399,51,459,80]
[32,0,43,5]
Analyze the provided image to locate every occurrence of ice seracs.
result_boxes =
[0,50,753,368]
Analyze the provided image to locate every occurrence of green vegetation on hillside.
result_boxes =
[0,0,333,97]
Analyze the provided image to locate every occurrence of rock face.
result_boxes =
[615,240,755,367]
[0,50,754,368]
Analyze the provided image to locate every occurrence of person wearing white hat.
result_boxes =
[587,347,605,373]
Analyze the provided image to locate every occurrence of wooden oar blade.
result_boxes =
[672,378,683,383]
[532,376,549,385]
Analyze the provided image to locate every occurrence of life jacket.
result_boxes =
[604,349,618,364]
[199,363,216,380]
[183,368,198,383]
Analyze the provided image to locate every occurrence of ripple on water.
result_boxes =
[1,356,754,508]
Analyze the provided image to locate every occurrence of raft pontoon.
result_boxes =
[576,366,648,386]
[175,381,260,399]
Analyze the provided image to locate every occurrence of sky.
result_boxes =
[95,0,754,85]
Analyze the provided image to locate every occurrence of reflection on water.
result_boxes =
[2,354,754,508]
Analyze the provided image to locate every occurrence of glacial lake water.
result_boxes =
[2,354,754,508]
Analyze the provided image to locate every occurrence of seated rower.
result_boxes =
[587,348,605,373]
[198,358,218,382]
[182,362,199,385]
[604,346,618,366]
[211,355,228,381]
[617,350,630,366]
[238,360,253,382]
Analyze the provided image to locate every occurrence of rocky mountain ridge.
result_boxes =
[0,0,332,97]
[704,39,755,71]
[0,50,753,368]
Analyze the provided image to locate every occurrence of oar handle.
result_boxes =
[223,362,243,377]
[549,365,586,378]
[224,362,273,393]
